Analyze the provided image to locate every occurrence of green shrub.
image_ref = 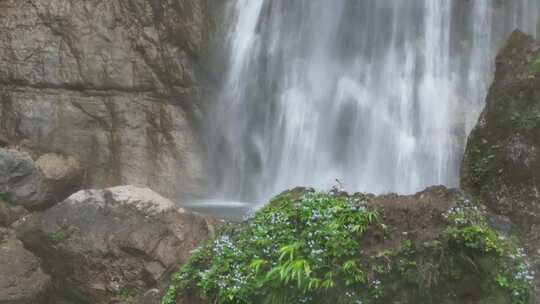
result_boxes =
[530,55,540,74]
[163,191,533,304]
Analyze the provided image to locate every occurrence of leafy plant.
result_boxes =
[162,191,379,304]
[469,146,498,186]
[162,191,533,304]
[530,55,540,74]
[443,201,533,304]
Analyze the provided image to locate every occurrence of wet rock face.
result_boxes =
[15,185,217,304]
[461,30,540,298]
[0,228,51,304]
[0,0,223,199]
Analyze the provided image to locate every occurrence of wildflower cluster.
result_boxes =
[444,200,533,304]
[443,198,485,227]
[163,191,379,304]
[162,191,533,304]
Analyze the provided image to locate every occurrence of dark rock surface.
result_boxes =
[0,148,48,209]
[0,199,27,227]
[461,30,540,299]
[0,228,51,303]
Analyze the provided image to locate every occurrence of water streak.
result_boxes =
[205,0,540,203]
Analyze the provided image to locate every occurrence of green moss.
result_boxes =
[162,191,533,304]
[511,111,540,131]
[112,288,137,303]
[49,225,78,244]
[467,146,498,187]
[120,289,137,303]
[530,55,540,74]
[443,202,532,304]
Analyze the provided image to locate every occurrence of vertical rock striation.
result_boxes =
[0,0,223,200]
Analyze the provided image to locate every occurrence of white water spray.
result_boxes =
[205,0,540,204]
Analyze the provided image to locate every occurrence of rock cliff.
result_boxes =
[462,30,540,299]
[0,0,223,200]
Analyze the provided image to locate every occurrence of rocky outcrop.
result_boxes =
[0,0,224,200]
[461,30,540,299]
[15,185,217,304]
[0,228,51,303]
[0,148,48,208]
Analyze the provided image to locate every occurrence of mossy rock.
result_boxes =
[461,30,540,298]
[461,30,540,219]
[162,187,533,304]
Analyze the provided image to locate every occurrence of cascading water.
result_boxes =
[205,0,540,204]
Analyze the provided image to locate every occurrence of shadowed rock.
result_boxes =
[461,30,540,299]
[0,148,48,209]
[0,228,51,303]
[36,153,84,205]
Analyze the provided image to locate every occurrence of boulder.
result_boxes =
[15,185,217,304]
[461,30,540,298]
[0,148,83,210]
[36,153,83,203]
[0,148,48,209]
[0,228,51,303]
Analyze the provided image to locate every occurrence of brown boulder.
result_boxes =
[15,185,217,304]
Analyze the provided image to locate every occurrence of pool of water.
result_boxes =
[182,199,254,222]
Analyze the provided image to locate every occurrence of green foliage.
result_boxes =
[468,146,498,186]
[511,111,540,131]
[163,191,533,304]
[163,191,379,304]
[113,288,137,304]
[49,225,78,244]
[161,283,178,304]
[443,202,533,304]
[530,55,540,74]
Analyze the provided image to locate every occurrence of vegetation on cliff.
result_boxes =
[163,188,533,304]
[461,30,540,301]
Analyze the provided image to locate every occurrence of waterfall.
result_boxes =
[205,0,540,204]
